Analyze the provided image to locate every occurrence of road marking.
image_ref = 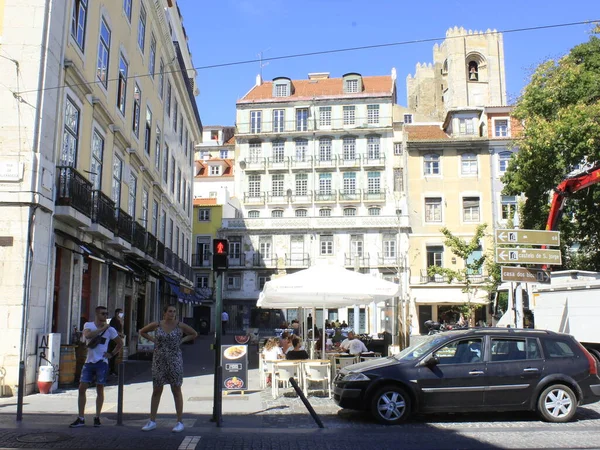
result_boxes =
[178,436,201,450]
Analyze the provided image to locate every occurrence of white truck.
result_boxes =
[532,270,600,361]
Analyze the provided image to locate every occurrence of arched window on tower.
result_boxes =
[468,61,479,81]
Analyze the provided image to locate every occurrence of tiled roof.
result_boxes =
[239,75,394,102]
[194,158,234,177]
[406,125,449,140]
[225,136,235,145]
[193,198,217,206]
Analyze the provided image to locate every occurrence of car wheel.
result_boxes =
[537,384,577,423]
[370,385,411,425]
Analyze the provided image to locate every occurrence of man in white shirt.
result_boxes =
[70,306,123,428]
[221,311,229,335]
[340,332,369,356]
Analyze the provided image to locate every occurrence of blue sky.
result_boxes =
[179,0,598,126]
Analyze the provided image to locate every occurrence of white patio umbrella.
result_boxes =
[256,265,401,357]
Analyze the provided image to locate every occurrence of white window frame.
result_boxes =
[423,154,440,176]
[296,108,308,131]
[274,83,288,97]
[367,104,379,124]
[61,95,80,167]
[273,109,285,133]
[343,105,355,125]
[248,210,260,218]
[461,153,478,176]
[137,3,146,53]
[226,275,241,290]
[295,139,307,162]
[320,235,334,255]
[462,196,481,223]
[295,209,307,217]
[498,151,512,174]
[250,110,262,133]
[319,106,331,127]
[393,143,403,155]
[493,118,510,137]
[272,141,285,163]
[295,173,307,196]
[343,136,356,160]
[425,197,442,223]
[343,172,356,194]
[90,127,104,190]
[367,171,381,194]
[71,0,88,50]
[346,79,358,93]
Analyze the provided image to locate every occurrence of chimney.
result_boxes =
[308,72,330,80]
[256,74,263,86]
[391,67,397,82]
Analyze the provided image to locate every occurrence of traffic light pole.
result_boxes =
[211,271,223,427]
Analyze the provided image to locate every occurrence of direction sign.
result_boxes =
[495,229,560,246]
[501,266,551,284]
[495,248,562,265]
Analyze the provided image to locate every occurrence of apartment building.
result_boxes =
[405,28,516,334]
[218,70,410,334]
[0,0,201,394]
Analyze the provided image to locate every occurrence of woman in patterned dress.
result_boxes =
[139,305,197,432]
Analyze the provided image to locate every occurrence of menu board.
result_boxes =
[221,345,248,391]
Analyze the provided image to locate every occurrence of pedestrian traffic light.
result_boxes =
[212,238,229,272]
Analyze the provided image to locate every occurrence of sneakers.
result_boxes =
[94,417,101,427]
[172,422,184,433]
[69,417,85,428]
[141,420,157,432]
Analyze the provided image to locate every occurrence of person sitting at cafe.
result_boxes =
[280,332,293,354]
[291,319,300,335]
[340,332,369,356]
[331,328,345,344]
[262,338,283,361]
[286,336,309,360]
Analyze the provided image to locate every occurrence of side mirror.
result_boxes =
[422,354,439,367]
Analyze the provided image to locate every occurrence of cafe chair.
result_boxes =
[260,359,278,389]
[333,356,358,374]
[303,361,331,398]
[272,361,300,399]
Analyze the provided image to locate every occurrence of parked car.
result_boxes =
[333,328,600,425]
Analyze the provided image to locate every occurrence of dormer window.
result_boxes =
[275,83,288,97]
[209,165,221,176]
[346,79,358,93]
[468,61,479,81]
[272,77,292,97]
[403,114,413,124]
[211,130,219,140]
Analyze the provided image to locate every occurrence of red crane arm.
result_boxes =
[545,166,600,232]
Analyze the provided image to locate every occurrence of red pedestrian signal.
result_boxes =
[212,239,229,272]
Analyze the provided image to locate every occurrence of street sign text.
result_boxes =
[501,266,551,284]
[495,248,562,265]
[495,229,560,246]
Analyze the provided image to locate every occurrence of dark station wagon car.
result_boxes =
[333,328,600,425]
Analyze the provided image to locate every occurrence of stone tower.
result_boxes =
[407,27,507,120]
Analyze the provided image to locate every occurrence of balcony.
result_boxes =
[285,253,310,268]
[377,253,404,268]
[240,158,266,172]
[362,154,386,168]
[290,190,312,204]
[267,156,289,171]
[420,269,447,284]
[55,166,93,227]
[243,192,265,205]
[314,156,336,170]
[116,209,133,243]
[338,156,361,169]
[314,190,337,203]
[344,253,371,268]
[228,252,245,268]
[338,190,361,202]
[156,241,165,264]
[146,233,157,259]
[90,190,116,239]
[131,222,147,252]
[290,156,313,170]
[362,190,386,202]
[192,252,211,267]
[165,247,173,269]
[252,253,278,267]
[266,191,288,205]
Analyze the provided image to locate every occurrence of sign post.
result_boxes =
[495,229,560,246]
[495,248,562,265]
[211,238,228,427]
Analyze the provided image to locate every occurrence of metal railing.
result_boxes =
[146,233,157,259]
[285,253,311,267]
[56,166,93,218]
[344,253,371,268]
[116,209,133,243]
[252,254,278,267]
[132,222,147,251]
[91,190,116,230]
[156,241,165,264]
[165,248,173,269]
[192,253,211,267]
[228,253,245,267]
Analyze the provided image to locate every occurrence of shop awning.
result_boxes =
[412,287,490,305]
[164,277,202,305]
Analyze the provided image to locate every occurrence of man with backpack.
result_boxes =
[69,306,123,428]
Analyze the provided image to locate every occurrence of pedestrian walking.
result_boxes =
[221,310,229,335]
[108,308,125,377]
[69,306,123,428]
[139,305,198,433]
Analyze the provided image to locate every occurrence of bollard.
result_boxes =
[116,361,124,426]
[16,361,25,422]
[289,377,324,428]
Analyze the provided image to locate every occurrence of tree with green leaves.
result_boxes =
[427,224,489,325]
[502,31,600,270]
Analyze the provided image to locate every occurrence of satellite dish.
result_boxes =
[286,189,293,198]
[239,161,247,169]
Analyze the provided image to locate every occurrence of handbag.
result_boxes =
[86,328,108,349]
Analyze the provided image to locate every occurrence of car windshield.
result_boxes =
[393,334,448,361]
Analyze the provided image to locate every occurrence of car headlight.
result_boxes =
[342,372,370,382]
